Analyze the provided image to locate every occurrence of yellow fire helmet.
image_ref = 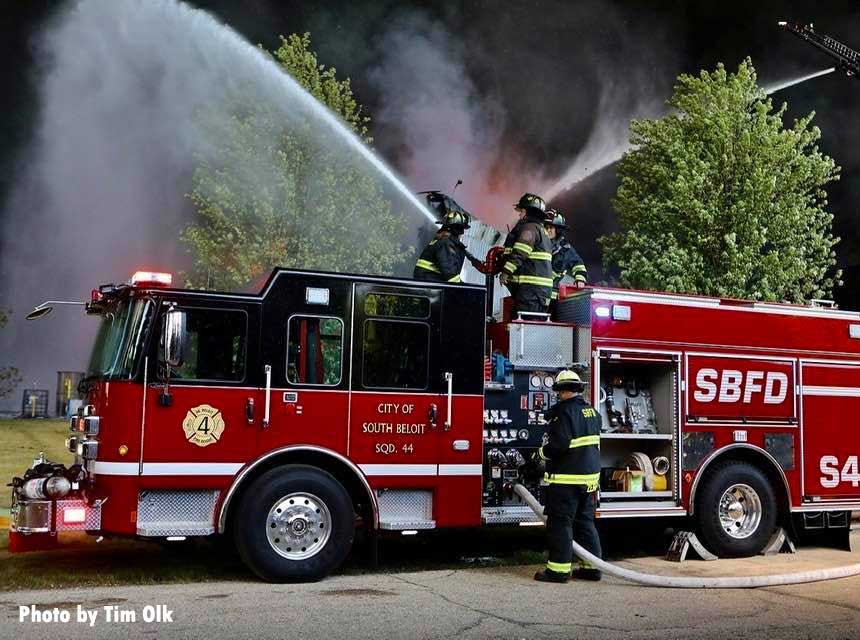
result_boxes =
[552,369,585,391]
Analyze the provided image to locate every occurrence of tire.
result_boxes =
[695,461,777,558]
[233,465,355,582]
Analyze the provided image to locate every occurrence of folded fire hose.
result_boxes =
[512,483,860,588]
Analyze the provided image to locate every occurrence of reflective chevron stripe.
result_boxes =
[416,259,439,273]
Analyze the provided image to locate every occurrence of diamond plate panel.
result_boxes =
[55,499,102,531]
[482,506,543,525]
[136,490,219,537]
[556,292,592,326]
[508,324,574,369]
[379,520,437,531]
[377,489,434,528]
[137,525,216,537]
[575,327,592,365]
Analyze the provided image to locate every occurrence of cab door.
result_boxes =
[142,298,261,482]
[257,274,352,455]
[349,284,443,477]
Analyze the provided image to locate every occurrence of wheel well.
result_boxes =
[220,449,376,535]
[690,446,791,526]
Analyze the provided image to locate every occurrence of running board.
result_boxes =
[482,506,543,525]
[598,501,686,519]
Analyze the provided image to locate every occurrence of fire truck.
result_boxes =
[10,268,860,580]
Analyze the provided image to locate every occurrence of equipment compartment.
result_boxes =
[595,353,679,503]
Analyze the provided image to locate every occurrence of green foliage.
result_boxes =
[0,308,22,399]
[182,33,411,291]
[601,58,841,302]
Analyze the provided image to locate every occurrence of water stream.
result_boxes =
[544,68,837,200]
[171,0,435,223]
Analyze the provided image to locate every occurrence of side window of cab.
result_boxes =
[158,307,247,382]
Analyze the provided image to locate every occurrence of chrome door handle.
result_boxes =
[444,372,453,431]
[262,365,272,429]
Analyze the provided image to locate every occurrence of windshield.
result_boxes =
[87,297,154,379]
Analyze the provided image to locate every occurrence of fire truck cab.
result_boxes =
[10,269,860,580]
[12,268,486,580]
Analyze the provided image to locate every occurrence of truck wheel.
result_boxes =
[695,461,776,558]
[234,465,354,582]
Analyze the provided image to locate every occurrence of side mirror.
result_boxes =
[162,307,186,368]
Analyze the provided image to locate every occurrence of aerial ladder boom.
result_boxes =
[779,21,860,78]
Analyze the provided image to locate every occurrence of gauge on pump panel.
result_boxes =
[518,429,530,441]
[530,374,542,389]
[544,375,555,389]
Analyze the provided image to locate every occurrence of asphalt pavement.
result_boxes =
[4,535,860,640]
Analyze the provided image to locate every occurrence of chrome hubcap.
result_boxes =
[266,492,331,560]
[718,483,762,539]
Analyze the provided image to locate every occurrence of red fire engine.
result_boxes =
[10,269,858,580]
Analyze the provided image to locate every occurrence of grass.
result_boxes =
[0,418,72,509]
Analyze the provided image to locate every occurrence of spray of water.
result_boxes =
[764,67,836,94]
[544,67,838,200]
[0,0,433,412]
[181,4,433,223]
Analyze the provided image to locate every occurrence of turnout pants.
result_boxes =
[512,286,551,315]
[545,484,602,573]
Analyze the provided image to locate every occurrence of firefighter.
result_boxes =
[544,209,588,317]
[499,193,554,315]
[413,209,472,283]
[534,369,603,583]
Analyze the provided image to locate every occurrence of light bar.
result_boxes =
[130,271,173,287]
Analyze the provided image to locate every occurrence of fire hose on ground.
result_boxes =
[512,483,860,588]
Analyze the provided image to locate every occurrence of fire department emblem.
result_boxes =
[182,404,225,447]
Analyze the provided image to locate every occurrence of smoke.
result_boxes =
[0,0,206,410]
[542,88,664,201]
[364,4,679,228]
[367,13,541,229]
[0,0,429,413]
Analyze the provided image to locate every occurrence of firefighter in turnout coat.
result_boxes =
[534,370,603,583]
[414,209,472,283]
[499,193,554,315]
[544,209,587,318]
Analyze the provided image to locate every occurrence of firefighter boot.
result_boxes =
[533,569,569,583]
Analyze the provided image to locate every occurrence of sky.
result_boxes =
[1,0,860,412]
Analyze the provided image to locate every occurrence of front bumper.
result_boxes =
[10,494,103,535]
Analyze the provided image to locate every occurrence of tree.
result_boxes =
[601,58,841,302]
[0,308,22,399]
[182,33,412,291]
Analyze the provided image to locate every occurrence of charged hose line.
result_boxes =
[512,483,860,589]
